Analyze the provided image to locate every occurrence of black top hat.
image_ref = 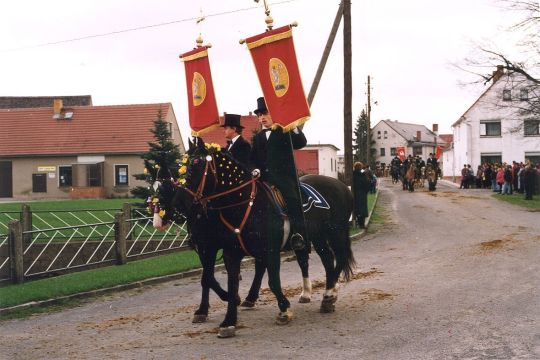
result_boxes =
[221,113,243,128]
[254,97,268,115]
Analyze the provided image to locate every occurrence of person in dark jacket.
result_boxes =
[353,162,370,228]
[222,113,251,168]
[523,162,536,200]
[250,97,307,250]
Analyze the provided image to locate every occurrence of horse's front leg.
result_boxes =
[294,248,312,303]
[193,247,227,323]
[217,252,242,338]
[241,258,266,308]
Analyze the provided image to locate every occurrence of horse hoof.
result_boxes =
[320,300,336,313]
[275,310,293,325]
[298,296,311,303]
[192,314,208,323]
[321,296,336,313]
[217,326,236,338]
[240,300,256,308]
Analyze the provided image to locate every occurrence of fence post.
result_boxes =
[20,204,32,246]
[122,203,132,240]
[8,220,24,284]
[114,212,127,265]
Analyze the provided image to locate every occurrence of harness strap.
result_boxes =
[218,180,257,256]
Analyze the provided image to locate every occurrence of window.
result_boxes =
[480,121,501,137]
[32,174,47,193]
[115,165,129,186]
[480,154,502,165]
[525,154,540,166]
[524,120,540,136]
[59,166,72,187]
[383,130,388,139]
[168,123,173,136]
[380,148,386,156]
[413,146,422,156]
[520,89,528,101]
[390,147,396,156]
[503,89,511,101]
[377,131,381,139]
[88,163,102,187]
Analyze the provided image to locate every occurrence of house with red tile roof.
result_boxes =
[0,100,184,199]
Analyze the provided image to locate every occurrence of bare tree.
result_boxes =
[458,0,539,120]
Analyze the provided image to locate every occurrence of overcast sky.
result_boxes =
[1,0,525,150]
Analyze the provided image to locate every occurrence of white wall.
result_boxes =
[317,146,338,178]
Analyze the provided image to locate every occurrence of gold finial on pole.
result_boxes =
[254,0,273,30]
[196,8,205,47]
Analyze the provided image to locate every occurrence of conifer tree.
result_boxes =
[131,109,182,200]
[353,109,369,163]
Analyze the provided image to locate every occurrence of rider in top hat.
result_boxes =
[250,96,308,251]
[222,113,251,168]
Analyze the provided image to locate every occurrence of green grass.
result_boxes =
[492,192,540,209]
[0,198,141,212]
[0,250,205,310]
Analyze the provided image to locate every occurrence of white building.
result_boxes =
[372,119,447,166]
[295,144,340,179]
[445,67,540,177]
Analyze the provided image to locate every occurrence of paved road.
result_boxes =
[1,179,539,360]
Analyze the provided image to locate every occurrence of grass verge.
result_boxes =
[492,192,540,210]
[1,250,204,311]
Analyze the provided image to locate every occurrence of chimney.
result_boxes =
[53,99,63,118]
[416,130,421,141]
[432,124,438,133]
[492,65,504,83]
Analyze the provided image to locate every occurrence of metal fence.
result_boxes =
[0,204,189,285]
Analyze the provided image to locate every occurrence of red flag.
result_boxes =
[244,25,310,132]
[397,146,406,161]
[435,145,442,159]
[180,46,220,136]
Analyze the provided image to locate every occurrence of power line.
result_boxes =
[1,0,299,53]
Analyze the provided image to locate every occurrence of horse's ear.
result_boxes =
[196,137,206,151]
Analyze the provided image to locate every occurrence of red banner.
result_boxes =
[180,46,220,136]
[435,145,442,159]
[397,146,406,161]
[244,25,310,132]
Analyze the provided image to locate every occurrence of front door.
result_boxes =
[32,173,47,193]
[0,161,13,197]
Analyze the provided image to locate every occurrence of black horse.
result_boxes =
[156,139,355,337]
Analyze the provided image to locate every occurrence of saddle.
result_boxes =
[261,181,330,218]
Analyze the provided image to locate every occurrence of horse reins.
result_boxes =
[181,154,258,256]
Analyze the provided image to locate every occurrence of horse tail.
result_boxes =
[329,217,356,282]
[340,233,357,282]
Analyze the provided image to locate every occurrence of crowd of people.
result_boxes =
[460,161,539,200]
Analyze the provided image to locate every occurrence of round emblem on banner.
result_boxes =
[192,72,206,106]
[268,58,289,97]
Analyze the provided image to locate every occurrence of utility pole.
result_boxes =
[307,2,344,107]
[366,75,371,166]
[343,0,353,186]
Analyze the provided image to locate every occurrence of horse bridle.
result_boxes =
[180,153,258,255]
